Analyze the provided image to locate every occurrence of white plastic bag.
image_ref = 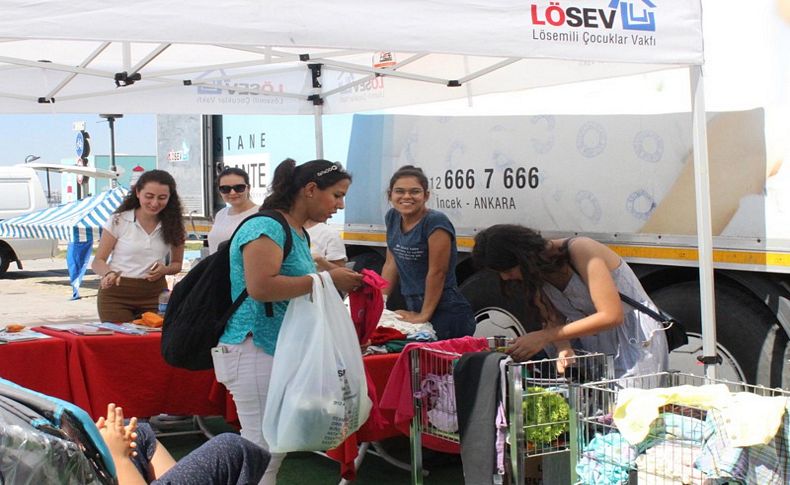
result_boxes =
[263,272,372,452]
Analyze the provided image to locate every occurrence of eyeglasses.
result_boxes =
[392,188,425,196]
[218,184,248,194]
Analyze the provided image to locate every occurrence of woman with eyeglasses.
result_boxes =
[471,224,669,379]
[381,165,476,340]
[207,167,260,254]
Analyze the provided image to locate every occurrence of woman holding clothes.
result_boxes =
[92,170,185,323]
[472,224,669,379]
[381,165,476,340]
[207,166,259,254]
[211,158,362,485]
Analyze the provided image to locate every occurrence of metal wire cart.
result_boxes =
[409,346,463,485]
[571,372,790,485]
[408,341,612,485]
[508,351,613,485]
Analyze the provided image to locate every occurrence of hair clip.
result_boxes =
[315,164,341,177]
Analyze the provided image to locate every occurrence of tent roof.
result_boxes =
[26,163,119,179]
[0,187,128,242]
[0,0,703,114]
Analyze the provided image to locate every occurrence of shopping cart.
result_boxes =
[507,351,613,485]
[571,372,790,484]
[408,340,611,485]
[408,345,465,485]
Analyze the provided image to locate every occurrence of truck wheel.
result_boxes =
[349,251,384,273]
[649,281,787,387]
[0,249,10,277]
[459,269,541,338]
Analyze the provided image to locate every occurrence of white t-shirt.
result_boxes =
[207,205,260,254]
[102,210,171,279]
[306,223,346,262]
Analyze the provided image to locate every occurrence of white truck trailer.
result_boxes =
[339,108,789,388]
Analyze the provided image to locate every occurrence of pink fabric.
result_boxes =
[379,337,489,453]
[348,269,388,345]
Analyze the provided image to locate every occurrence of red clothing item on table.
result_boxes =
[368,326,407,345]
[379,336,489,453]
[348,269,388,345]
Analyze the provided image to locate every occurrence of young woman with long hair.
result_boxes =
[472,224,668,378]
[92,169,185,323]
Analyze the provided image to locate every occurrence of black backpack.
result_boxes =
[162,209,305,370]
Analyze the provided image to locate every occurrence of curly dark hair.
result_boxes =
[115,169,185,247]
[261,158,352,211]
[472,224,569,326]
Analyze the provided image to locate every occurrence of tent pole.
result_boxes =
[689,65,718,380]
[313,101,324,159]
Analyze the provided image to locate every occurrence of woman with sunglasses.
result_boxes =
[472,224,669,379]
[207,167,260,254]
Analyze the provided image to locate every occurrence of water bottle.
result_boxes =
[200,237,210,259]
[158,289,171,315]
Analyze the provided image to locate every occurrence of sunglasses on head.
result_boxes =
[218,184,248,194]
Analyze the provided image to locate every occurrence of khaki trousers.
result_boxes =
[97,276,167,323]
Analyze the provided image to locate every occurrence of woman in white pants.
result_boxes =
[211,158,362,484]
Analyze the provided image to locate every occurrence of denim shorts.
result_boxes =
[404,287,476,340]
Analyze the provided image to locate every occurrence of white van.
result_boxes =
[0,166,58,277]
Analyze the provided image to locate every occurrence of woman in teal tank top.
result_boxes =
[211,158,362,485]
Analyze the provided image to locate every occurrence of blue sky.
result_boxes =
[0,114,157,167]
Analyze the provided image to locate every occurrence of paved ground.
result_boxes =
[0,257,101,326]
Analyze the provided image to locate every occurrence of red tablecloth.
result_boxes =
[35,328,224,420]
[0,336,71,400]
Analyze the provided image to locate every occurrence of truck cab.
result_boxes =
[0,166,58,277]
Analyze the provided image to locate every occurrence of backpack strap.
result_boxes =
[226,209,305,319]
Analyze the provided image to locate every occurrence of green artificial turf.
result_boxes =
[154,417,465,484]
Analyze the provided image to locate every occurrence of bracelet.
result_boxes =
[104,271,118,279]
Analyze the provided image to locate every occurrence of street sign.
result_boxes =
[75,131,91,158]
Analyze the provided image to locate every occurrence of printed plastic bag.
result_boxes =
[263,272,372,452]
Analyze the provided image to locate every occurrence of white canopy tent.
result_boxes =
[0,0,718,375]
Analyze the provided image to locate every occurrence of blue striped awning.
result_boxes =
[0,187,128,242]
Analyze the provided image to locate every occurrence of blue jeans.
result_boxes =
[404,287,476,340]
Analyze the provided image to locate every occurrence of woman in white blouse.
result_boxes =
[91,170,186,322]
[207,167,259,254]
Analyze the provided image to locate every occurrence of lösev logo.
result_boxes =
[530,0,656,32]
